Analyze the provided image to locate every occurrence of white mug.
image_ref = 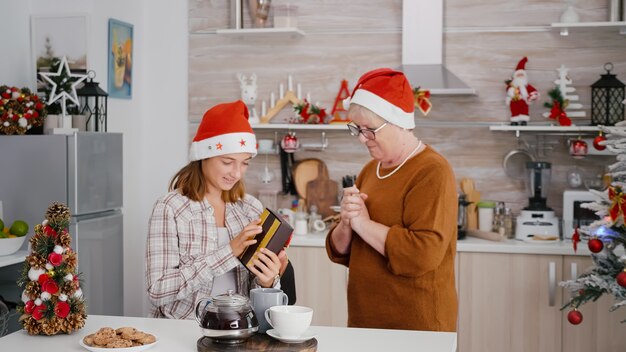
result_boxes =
[264,305,313,338]
[294,218,308,236]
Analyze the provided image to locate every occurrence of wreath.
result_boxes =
[0,86,47,135]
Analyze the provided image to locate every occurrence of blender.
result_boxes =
[515,162,560,241]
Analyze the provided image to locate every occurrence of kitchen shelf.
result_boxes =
[251,123,348,131]
[213,27,305,37]
[489,124,600,137]
[551,21,626,36]
[0,250,27,269]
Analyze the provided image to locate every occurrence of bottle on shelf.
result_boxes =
[492,202,506,236]
[504,208,514,239]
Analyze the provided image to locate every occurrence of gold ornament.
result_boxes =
[27,254,46,269]
[25,281,41,299]
[58,232,71,247]
[45,202,71,225]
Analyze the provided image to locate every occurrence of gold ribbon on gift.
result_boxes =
[413,87,432,116]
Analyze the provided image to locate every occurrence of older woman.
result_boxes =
[146,100,287,319]
[326,68,458,331]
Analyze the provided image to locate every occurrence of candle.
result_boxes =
[288,75,293,91]
[306,92,311,102]
[261,101,267,116]
[279,84,284,98]
[297,83,302,99]
[270,92,275,107]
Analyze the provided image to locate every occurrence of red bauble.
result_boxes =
[24,300,35,314]
[32,305,47,320]
[54,301,70,318]
[38,273,50,285]
[617,271,626,288]
[567,310,583,325]
[42,279,59,294]
[48,252,63,266]
[588,238,604,253]
[593,135,607,151]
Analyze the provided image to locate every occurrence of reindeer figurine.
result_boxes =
[237,73,260,124]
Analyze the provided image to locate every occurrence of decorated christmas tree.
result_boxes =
[16,202,87,335]
[560,122,626,324]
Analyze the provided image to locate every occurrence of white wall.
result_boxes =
[0,0,188,317]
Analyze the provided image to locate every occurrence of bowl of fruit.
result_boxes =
[0,218,29,256]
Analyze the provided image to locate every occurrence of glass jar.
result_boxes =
[504,208,514,239]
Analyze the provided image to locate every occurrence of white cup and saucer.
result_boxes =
[264,305,316,343]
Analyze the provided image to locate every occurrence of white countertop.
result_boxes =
[0,314,457,352]
[290,232,597,256]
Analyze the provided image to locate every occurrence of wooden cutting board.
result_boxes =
[197,335,317,351]
[292,158,324,200]
[305,162,338,219]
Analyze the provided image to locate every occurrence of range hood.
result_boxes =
[400,0,475,95]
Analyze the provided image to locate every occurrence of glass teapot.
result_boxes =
[195,290,259,342]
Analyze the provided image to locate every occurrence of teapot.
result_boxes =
[195,290,259,344]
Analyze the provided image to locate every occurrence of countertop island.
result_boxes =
[0,314,457,352]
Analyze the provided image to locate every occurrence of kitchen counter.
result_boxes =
[0,314,457,352]
[290,232,601,256]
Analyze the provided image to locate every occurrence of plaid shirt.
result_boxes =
[146,191,264,319]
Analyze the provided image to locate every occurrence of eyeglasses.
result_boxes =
[347,122,387,140]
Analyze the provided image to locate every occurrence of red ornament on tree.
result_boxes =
[617,270,626,288]
[593,134,607,151]
[567,309,583,325]
[588,237,604,253]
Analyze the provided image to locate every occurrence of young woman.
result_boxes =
[146,100,287,319]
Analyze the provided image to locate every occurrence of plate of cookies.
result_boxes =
[80,327,158,351]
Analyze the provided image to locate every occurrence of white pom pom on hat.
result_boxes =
[346,68,416,129]
[188,100,257,162]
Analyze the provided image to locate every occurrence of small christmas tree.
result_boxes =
[16,202,87,335]
[560,122,626,324]
[542,64,586,121]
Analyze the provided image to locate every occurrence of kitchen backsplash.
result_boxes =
[187,0,625,218]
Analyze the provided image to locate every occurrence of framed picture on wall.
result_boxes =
[108,18,133,99]
[30,14,88,91]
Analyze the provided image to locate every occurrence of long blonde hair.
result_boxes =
[168,161,246,203]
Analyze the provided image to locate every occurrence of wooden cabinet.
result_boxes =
[561,256,626,352]
[458,252,563,352]
[458,252,626,352]
[287,246,348,327]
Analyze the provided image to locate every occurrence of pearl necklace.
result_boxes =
[376,141,423,180]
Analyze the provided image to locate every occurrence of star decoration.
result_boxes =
[240,139,247,147]
[39,56,88,113]
[216,143,223,150]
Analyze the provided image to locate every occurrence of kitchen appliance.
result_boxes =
[563,190,603,239]
[0,133,123,316]
[195,290,259,344]
[457,194,470,240]
[515,162,560,240]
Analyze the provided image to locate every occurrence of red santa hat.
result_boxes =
[188,100,257,162]
[344,68,415,129]
[515,57,528,72]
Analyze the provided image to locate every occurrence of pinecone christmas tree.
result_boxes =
[16,202,87,335]
[560,122,626,324]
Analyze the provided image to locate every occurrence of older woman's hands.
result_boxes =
[340,186,370,231]
[249,248,285,288]
[230,219,262,257]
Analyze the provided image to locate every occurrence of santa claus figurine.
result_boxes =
[506,57,540,125]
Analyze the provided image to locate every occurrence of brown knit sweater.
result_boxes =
[326,146,458,332]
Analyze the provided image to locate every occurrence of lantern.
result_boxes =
[76,70,108,131]
[591,63,625,126]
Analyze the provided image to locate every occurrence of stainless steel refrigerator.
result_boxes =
[0,133,123,316]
